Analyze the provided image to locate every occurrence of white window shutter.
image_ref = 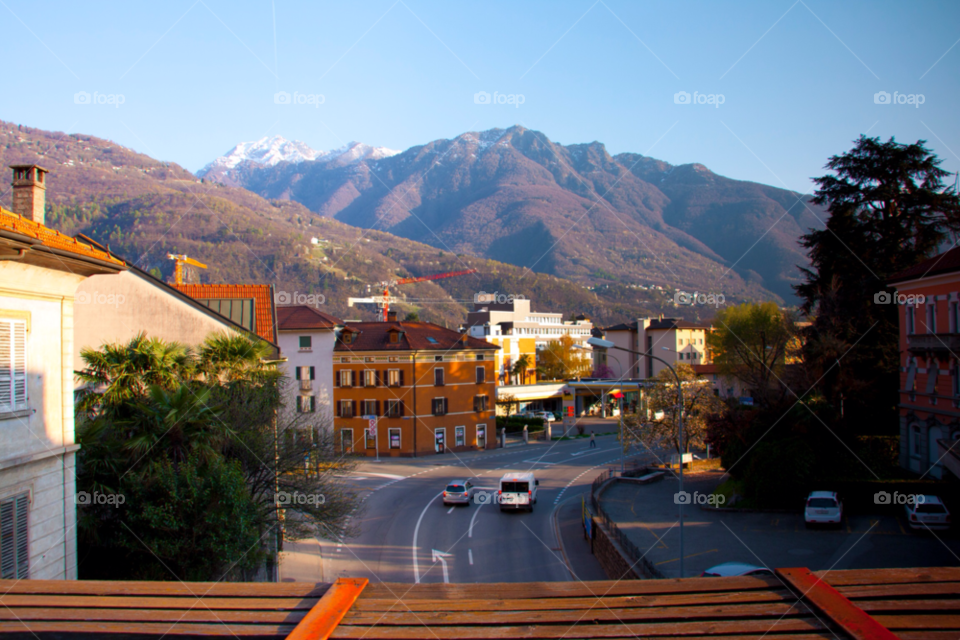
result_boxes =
[0,320,27,413]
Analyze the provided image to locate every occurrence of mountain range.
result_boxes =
[198,127,826,303]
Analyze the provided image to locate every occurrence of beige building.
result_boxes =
[0,165,125,579]
[601,317,711,379]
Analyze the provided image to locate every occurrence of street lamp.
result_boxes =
[574,345,629,473]
[587,336,687,578]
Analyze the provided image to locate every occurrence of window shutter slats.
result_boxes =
[0,500,14,579]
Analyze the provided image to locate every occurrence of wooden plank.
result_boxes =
[839,583,960,599]
[873,614,960,630]
[777,568,899,640]
[352,590,796,612]
[0,578,330,598]
[361,576,781,600]
[0,620,295,636]
[0,606,306,624]
[815,567,960,587]
[0,594,319,610]
[286,577,368,640]
[858,599,960,613]
[898,633,960,640]
[329,616,827,639]
[340,601,813,626]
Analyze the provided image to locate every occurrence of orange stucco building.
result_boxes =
[889,248,960,479]
[333,319,499,456]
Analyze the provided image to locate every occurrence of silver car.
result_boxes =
[905,496,951,530]
[442,480,475,506]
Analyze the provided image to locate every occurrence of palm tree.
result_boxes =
[511,354,532,385]
[198,332,276,383]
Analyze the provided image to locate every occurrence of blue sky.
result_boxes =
[3,1,959,193]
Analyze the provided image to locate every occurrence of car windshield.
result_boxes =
[446,485,465,492]
[501,481,529,493]
[917,504,948,514]
[808,498,837,508]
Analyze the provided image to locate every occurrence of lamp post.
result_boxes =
[587,336,686,578]
[577,345,628,473]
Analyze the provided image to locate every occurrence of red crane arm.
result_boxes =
[395,268,477,285]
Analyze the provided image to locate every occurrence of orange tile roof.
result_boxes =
[0,206,124,267]
[172,284,276,343]
[276,305,342,330]
[336,321,498,352]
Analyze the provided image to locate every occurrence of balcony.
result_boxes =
[299,379,313,391]
[907,333,960,355]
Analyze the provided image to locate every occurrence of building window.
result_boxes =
[387,369,402,386]
[389,428,401,449]
[477,424,486,448]
[337,400,356,418]
[363,369,378,387]
[477,354,485,361]
[911,425,922,457]
[927,302,937,333]
[340,428,354,454]
[362,400,379,416]
[434,368,444,386]
[366,428,375,449]
[337,370,354,387]
[473,395,489,412]
[907,306,916,335]
[390,331,399,343]
[0,493,29,579]
[296,396,316,413]
[432,398,448,416]
[299,336,312,350]
[476,366,485,384]
[0,319,28,414]
[435,355,443,362]
[385,400,404,418]
[952,301,960,333]
[455,426,465,447]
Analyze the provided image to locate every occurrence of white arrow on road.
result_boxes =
[432,549,453,583]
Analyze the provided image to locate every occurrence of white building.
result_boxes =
[601,317,711,379]
[276,305,342,419]
[465,298,593,384]
[0,164,125,579]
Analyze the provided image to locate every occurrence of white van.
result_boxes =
[499,472,539,512]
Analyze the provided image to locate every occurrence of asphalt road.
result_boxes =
[307,434,637,585]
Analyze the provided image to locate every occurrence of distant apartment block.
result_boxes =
[601,317,710,379]
[889,250,960,480]
[465,297,593,384]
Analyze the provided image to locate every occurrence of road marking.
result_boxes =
[447,506,455,514]
[570,447,617,457]
[356,472,406,480]
[468,549,474,565]
[432,549,452,583]
[468,503,484,538]
[523,459,558,465]
[412,492,442,583]
[553,455,623,504]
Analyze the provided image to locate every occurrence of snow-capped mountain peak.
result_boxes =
[197,136,401,183]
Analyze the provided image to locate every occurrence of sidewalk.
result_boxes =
[555,496,608,582]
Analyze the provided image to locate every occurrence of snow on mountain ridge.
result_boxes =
[198,136,400,178]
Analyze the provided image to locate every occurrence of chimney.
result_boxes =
[10,165,48,225]
[386,310,398,322]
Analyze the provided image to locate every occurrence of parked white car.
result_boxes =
[701,562,773,577]
[536,411,556,422]
[905,496,951,530]
[804,491,843,527]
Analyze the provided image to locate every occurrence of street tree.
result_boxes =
[707,302,800,404]
[538,335,592,381]
[796,135,960,432]
[622,364,721,455]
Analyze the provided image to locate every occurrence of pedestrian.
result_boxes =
[589,431,596,448]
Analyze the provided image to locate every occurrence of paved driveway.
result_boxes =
[599,471,960,579]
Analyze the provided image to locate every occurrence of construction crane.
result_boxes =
[348,268,478,321]
[167,254,208,285]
